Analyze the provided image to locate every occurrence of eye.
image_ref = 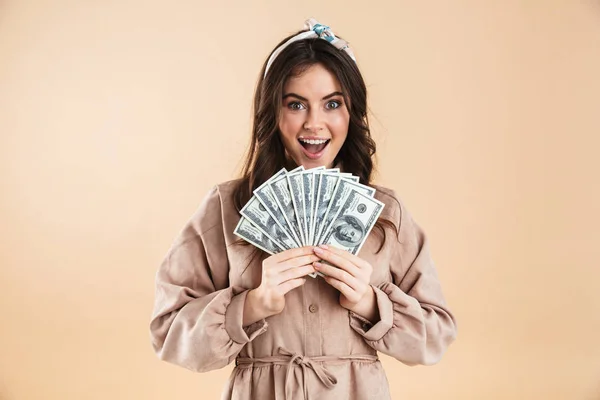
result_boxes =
[326,100,342,110]
[287,101,305,111]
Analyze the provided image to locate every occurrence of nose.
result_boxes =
[303,108,325,133]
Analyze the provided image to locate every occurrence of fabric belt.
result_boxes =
[235,347,379,400]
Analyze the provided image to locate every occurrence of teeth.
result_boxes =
[299,138,329,145]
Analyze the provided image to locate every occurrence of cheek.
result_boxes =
[279,113,303,139]
[328,112,350,138]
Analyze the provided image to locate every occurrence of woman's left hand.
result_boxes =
[312,245,379,322]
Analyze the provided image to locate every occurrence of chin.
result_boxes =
[298,155,333,169]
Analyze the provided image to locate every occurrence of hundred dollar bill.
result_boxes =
[309,169,349,243]
[316,178,375,245]
[270,174,304,247]
[310,168,331,228]
[253,168,302,247]
[301,167,325,245]
[234,216,284,255]
[240,196,297,250]
[286,171,307,245]
[320,189,385,255]
[310,172,344,246]
[290,166,305,173]
[340,173,359,182]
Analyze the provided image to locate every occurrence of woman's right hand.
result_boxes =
[243,247,318,326]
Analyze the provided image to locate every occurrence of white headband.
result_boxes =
[263,18,356,78]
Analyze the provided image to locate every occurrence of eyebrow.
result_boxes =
[282,91,344,101]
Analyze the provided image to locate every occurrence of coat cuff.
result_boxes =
[225,289,268,344]
[349,285,394,341]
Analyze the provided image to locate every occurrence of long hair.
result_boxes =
[233,29,398,264]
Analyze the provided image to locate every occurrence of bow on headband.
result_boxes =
[264,18,356,78]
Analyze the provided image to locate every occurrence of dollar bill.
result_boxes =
[311,169,351,243]
[235,167,379,279]
[340,173,359,182]
[302,167,325,245]
[316,179,375,245]
[310,172,343,246]
[240,196,297,250]
[269,174,304,247]
[234,217,284,255]
[286,171,306,245]
[320,189,385,255]
[253,168,302,247]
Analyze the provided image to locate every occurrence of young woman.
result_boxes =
[150,19,457,400]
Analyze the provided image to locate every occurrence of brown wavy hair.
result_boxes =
[233,28,398,262]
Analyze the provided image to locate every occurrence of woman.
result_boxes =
[150,18,457,400]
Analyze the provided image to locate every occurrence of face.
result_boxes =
[335,223,362,244]
[278,63,350,169]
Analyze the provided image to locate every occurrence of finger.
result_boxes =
[317,244,370,270]
[275,254,321,273]
[313,261,361,291]
[278,277,307,295]
[269,246,316,263]
[277,264,316,285]
[322,276,357,300]
[313,246,360,277]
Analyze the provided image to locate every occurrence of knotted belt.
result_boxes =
[235,347,379,400]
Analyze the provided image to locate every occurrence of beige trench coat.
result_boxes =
[150,179,457,400]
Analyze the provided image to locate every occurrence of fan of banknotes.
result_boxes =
[234,166,385,278]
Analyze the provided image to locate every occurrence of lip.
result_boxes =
[299,139,330,160]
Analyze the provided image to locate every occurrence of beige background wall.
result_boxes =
[1,1,599,399]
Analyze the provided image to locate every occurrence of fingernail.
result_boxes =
[319,244,328,250]
[313,262,321,269]
[313,247,323,254]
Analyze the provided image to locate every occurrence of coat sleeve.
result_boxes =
[149,186,268,373]
[348,192,457,366]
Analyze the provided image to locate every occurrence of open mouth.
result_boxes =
[298,137,331,159]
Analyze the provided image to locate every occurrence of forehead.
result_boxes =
[284,63,342,96]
